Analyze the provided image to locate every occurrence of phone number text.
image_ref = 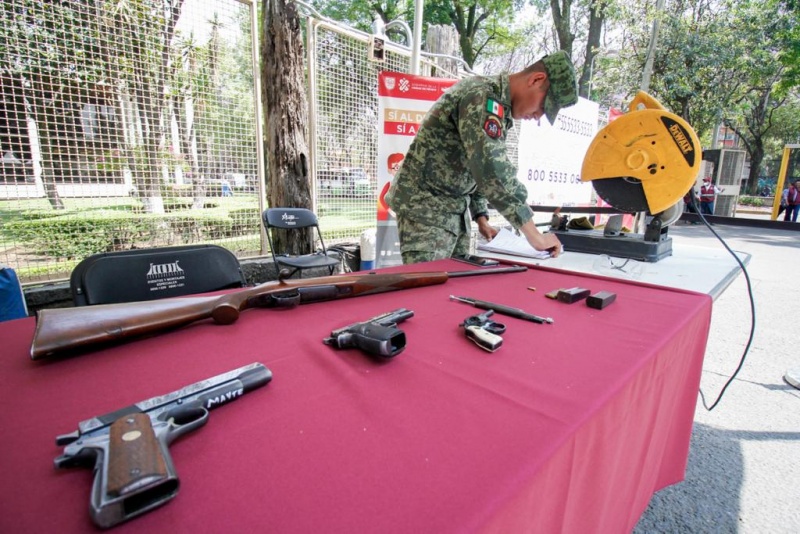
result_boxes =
[525,169,584,184]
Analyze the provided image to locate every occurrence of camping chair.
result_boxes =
[70,244,246,306]
[262,207,341,278]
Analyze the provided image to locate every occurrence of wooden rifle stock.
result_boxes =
[30,266,526,360]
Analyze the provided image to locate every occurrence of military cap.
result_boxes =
[541,51,578,125]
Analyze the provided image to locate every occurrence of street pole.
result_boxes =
[640,0,666,93]
[634,0,666,233]
[411,0,424,75]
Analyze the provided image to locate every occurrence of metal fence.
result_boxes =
[0,0,474,285]
[1,0,262,284]
[305,16,473,244]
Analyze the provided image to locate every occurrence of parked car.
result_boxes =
[318,167,374,197]
[346,168,372,196]
[318,169,346,195]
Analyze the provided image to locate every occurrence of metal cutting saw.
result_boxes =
[552,91,702,262]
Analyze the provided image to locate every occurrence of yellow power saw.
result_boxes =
[553,91,702,262]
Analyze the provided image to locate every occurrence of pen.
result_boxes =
[450,295,554,324]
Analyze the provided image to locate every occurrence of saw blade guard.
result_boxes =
[581,91,701,215]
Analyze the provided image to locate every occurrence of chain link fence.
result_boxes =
[1,0,262,284]
[1,0,477,285]
[306,18,473,246]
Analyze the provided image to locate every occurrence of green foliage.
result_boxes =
[93,149,128,173]
[4,209,251,260]
[229,207,262,235]
[774,0,800,94]
[311,0,411,32]
[588,0,800,195]
[161,184,196,198]
[426,0,521,67]
[5,212,153,259]
[762,95,800,154]
[738,196,765,207]
[313,0,520,68]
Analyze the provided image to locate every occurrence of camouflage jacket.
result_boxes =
[385,75,533,230]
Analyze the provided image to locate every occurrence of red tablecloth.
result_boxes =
[0,259,711,533]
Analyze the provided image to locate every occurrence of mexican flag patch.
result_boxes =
[486,98,504,118]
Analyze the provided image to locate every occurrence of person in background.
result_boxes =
[779,185,788,217]
[783,180,800,222]
[699,177,724,215]
[386,51,578,264]
[683,190,700,224]
[221,178,233,197]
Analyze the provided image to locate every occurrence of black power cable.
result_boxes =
[687,189,757,411]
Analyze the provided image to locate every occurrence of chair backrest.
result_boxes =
[262,207,339,278]
[70,244,246,306]
[263,207,320,230]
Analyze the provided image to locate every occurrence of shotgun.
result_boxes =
[31,265,527,360]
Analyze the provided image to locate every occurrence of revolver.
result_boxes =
[323,308,414,359]
[461,310,505,352]
[54,362,272,529]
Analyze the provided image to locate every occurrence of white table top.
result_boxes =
[477,241,749,300]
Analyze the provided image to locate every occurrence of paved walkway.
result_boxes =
[633,219,800,533]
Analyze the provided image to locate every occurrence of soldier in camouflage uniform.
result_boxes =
[385,51,578,264]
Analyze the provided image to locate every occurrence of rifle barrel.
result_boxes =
[447,265,527,277]
[30,266,526,360]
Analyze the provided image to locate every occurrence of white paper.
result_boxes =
[477,227,555,259]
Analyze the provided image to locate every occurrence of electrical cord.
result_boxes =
[687,189,757,410]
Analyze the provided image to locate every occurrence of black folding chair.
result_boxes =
[70,244,246,306]
[262,207,341,278]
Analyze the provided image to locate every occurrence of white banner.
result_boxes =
[516,97,599,207]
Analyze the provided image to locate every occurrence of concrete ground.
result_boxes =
[633,217,800,533]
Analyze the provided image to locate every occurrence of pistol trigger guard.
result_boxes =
[55,442,104,470]
[163,411,209,443]
[484,322,506,335]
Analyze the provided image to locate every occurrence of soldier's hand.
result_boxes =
[520,220,561,257]
[476,216,498,240]
[528,232,561,258]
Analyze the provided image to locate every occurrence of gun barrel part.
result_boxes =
[60,363,272,443]
[447,265,527,277]
[450,295,553,324]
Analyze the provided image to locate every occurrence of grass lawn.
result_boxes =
[1,195,378,283]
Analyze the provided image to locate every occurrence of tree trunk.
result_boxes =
[33,95,76,211]
[425,25,460,78]
[746,145,764,196]
[125,0,184,215]
[550,0,575,55]
[261,0,313,255]
[579,0,607,99]
[36,150,66,210]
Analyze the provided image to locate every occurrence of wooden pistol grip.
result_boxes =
[107,413,168,497]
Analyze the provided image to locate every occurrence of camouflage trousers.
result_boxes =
[396,212,471,264]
